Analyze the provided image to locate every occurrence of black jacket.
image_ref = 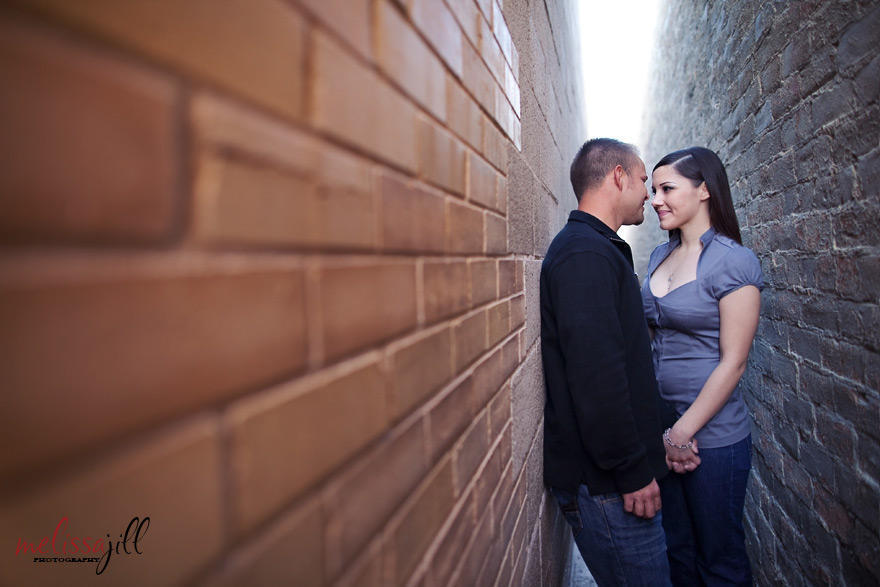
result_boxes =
[540,211,667,494]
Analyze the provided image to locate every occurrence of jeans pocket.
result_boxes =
[597,493,622,505]
[552,489,584,532]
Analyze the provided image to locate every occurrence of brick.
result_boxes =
[461,35,495,115]
[194,154,377,250]
[454,511,494,585]
[0,255,306,478]
[488,300,511,346]
[472,348,505,410]
[498,260,516,297]
[476,524,505,586]
[311,31,417,172]
[468,151,500,209]
[478,13,506,86]
[453,309,489,371]
[501,474,526,547]
[500,335,519,381]
[491,459,515,530]
[423,260,470,323]
[854,54,880,105]
[494,88,521,148]
[838,5,880,69]
[453,412,490,495]
[191,93,315,168]
[410,0,463,77]
[497,424,513,480]
[489,384,512,439]
[386,459,456,584]
[483,120,510,173]
[429,494,476,586]
[446,200,485,254]
[297,0,371,59]
[334,543,385,587]
[207,499,323,587]
[497,174,509,215]
[475,0,493,24]
[446,0,481,48]
[379,173,446,253]
[447,76,483,150]
[0,17,176,243]
[194,158,319,245]
[473,440,503,518]
[321,262,417,360]
[486,212,507,254]
[388,327,453,420]
[418,117,466,195]
[429,378,477,459]
[469,259,498,307]
[227,360,388,534]
[0,417,223,586]
[510,294,525,330]
[323,419,427,578]
[22,0,306,121]
[374,0,446,120]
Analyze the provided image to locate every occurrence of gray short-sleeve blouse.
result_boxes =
[640,227,763,449]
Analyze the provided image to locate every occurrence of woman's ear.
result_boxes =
[698,181,710,201]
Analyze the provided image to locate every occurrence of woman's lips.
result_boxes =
[656,210,670,219]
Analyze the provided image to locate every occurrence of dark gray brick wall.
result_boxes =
[638,1,880,584]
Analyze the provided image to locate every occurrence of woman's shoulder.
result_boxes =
[712,235,761,267]
[705,233,764,295]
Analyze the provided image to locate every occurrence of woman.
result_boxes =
[641,147,762,586]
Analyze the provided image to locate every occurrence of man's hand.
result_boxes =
[622,479,662,519]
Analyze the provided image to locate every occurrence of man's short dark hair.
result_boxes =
[570,138,640,202]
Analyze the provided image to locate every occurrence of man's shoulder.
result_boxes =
[547,223,616,259]
[543,229,621,279]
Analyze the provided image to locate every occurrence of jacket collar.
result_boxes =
[568,210,619,240]
[568,210,634,268]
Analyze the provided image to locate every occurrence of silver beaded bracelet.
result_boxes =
[663,428,694,451]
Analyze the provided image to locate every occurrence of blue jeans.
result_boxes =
[660,435,752,586]
[551,484,671,587]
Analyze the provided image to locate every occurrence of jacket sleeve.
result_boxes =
[549,251,654,494]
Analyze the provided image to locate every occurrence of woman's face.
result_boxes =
[651,165,709,230]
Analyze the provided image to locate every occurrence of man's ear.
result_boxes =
[613,165,625,190]
[698,181,710,201]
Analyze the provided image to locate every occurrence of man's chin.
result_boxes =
[626,214,645,226]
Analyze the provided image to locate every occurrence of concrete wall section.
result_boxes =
[503,0,587,584]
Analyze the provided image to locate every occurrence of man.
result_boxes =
[541,138,671,586]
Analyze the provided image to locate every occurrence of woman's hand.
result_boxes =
[664,429,701,473]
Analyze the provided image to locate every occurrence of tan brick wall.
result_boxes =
[0,0,584,585]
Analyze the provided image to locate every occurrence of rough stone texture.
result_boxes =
[638,1,880,584]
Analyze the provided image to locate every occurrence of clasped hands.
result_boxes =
[664,428,700,474]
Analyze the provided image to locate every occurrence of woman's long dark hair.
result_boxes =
[653,147,742,244]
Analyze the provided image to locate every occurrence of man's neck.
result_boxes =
[577,199,620,233]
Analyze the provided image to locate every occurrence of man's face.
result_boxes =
[621,158,649,226]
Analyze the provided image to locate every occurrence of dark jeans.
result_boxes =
[660,435,753,586]
[551,484,671,587]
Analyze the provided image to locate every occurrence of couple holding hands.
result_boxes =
[541,139,762,586]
